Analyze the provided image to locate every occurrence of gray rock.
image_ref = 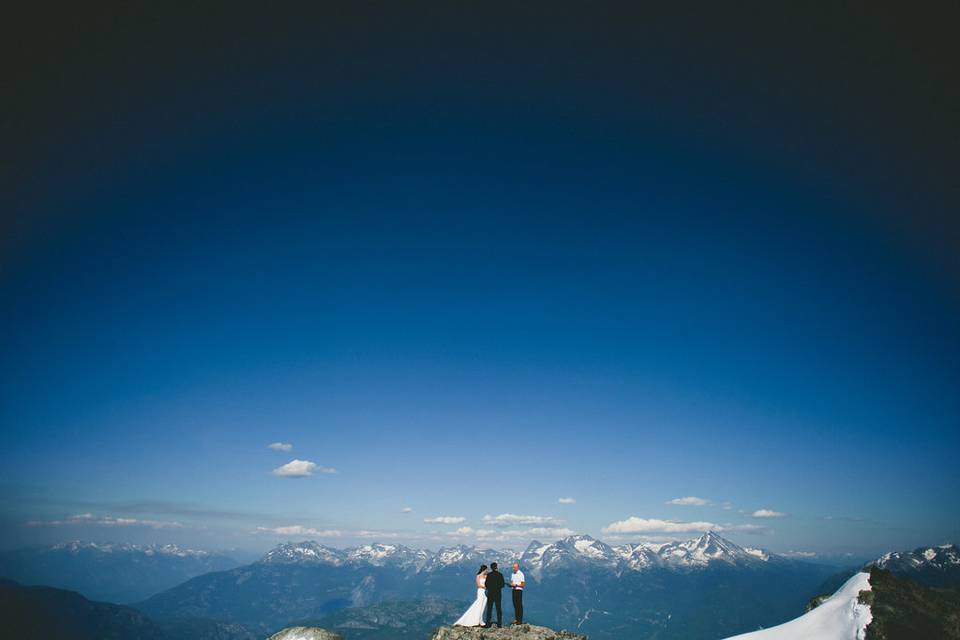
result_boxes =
[267,626,344,640]
[431,623,588,640]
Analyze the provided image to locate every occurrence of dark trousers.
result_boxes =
[512,588,523,623]
[484,590,502,626]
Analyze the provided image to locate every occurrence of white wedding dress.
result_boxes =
[453,586,488,627]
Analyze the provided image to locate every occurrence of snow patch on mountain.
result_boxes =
[722,571,872,640]
[346,543,432,570]
[874,543,959,571]
[519,535,621,578]
[261,541,345,565]
[426,545,516,570]
[255,532,785,579]
[604,532,770,571]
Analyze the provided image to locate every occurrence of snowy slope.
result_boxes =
[722,572,873,640]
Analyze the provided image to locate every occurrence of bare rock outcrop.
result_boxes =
[432,623,587,640]
[267,626,344,640]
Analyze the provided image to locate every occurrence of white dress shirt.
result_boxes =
[511,570,525,590]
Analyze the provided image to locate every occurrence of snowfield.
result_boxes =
[722,571,872,640]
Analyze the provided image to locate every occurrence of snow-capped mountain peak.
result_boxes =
[345,543,431,570]
[569,534,617,560]
[260,541,345,565]
[431,545,474,567]
[872,543,959,573]
[614,543,663,570]
[520,534,621,578]
[424,545,518,571]
[657,531,767,567]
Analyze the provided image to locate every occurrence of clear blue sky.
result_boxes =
[2,3,958,558]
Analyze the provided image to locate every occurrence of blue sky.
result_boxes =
[2,3,958,559]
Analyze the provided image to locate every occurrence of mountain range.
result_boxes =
[134,532,836,639]
[0,541,243,603]
[3,535,957,639]
[869,543,960,587]
[522,532,772,577]
[253,532,776,577]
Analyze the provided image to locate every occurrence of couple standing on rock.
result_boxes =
[453,562,526,628]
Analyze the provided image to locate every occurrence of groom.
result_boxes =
[483,562,505,628]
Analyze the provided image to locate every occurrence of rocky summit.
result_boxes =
[268,626,344,640]
[432,623,587,640]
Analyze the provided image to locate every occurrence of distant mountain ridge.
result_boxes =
[869,543,960,587]
[5,539,957,640]
[260,541,520,571]
[259,532,778,578]
[50,540,221,558]
[521,532,772,578]
[137,532,835,639]
[0,540,242,603]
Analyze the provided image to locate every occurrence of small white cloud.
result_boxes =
[271,459,336,477]
[752,509,787,518]
[482,513,563,527]
[602,517,719,534]
[782,550,817,558]
[401,507,413,513]
[268,442,293,452]
[449,526,497,538]
[424,516,466,525]
[666,496,709,506]
[255,525,341,537]
[558,497,576,504]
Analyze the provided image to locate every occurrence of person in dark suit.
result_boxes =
[483,562,505,627]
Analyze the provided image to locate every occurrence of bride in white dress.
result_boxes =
[453,564,488,626]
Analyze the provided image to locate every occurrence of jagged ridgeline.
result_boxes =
[868,543,960,587]
[3,537,957,639]
[134,533,838,639]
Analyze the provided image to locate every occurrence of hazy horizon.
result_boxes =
[7,531,896,568]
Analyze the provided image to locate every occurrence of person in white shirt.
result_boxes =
[510,563,525,624]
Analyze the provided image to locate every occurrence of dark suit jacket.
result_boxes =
[484,569,505,594]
